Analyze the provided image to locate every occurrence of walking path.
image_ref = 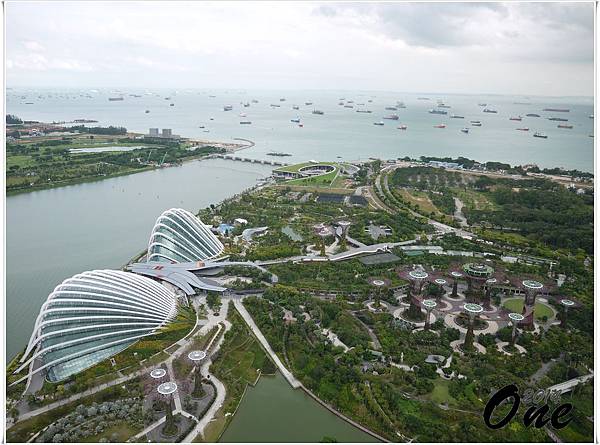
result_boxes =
[232,299,301,389]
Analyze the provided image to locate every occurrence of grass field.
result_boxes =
[452,188,497,211]
[398,189,442,215]
[429,378,458,406]
[502,298,555,320]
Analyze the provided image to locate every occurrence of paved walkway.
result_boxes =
[233,299,301,389]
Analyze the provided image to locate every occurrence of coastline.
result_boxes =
[6,138,254,197]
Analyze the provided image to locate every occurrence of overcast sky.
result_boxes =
[6,1,595,96]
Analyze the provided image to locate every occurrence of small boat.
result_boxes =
[396,102,407,108]
[312,110,324,115]
[280,98,286,102]
[385,106,398,111]
[239,121,252,125]
[145,110,150,113]
[198,125,205,129]
[438,104,451,109]
[543,108,569,112]
[509,116,522,121]
[243,102,250,107]
[516,128,529,131]
[478,103,487,106]
[533,132,548,138]
[434,124,446,128]
[373,121,384,126]
[299,124,304,128]
[397,125,407,130]
[450,114,464,119]
[170,103,175,107]
[526,113,540,117]
[292,105,299,110]
[483,108,497,113]
[471,121,482,126]
[383,114,399,120]
[164,97,171,100]
[557,124,573,129]
[108,97,124,101]
[290,118,301,123]
[239,112,247,117]
[368,99,373,103]
[589,114,594,119]
[344,105,354,108]
[429,109,448,115]
[461,128,469,133]
[223,105,233,111]
[338,102,345,106]
[305,102,313,105]
[270,104,281,108]
[251,99,259,103]
[548,117,568,122]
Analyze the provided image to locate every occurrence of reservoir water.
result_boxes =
[8,88,594,171]
[219,373,377,443]
[6,158,272,360]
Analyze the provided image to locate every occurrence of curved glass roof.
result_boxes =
[147,208,224,263]
[15,270,178,383]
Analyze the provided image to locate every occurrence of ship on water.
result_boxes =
[434,124,446,128]
[373,121,384,126]
[356,110,372,113]
[385,106,398,111]
[509,116,522,121]
[396,102,407,108]
[312,109,324,115]
[292,105,299,110]
[438,104,451,109]
[461,128,469,133]
[397,124,407,130]
[543,108,569,112]
[429,109,448,115]
[516,127,529,131]
[383,114,399,120]
[108,97,124,101]
[305,102,313,105]
[548,117,568,122]
[558,124,573,129]
[471,120,482,126]
[290,117,301,123]
[223,105,233,111]
[526,113,541,117]
[533,132,548,138]
[450,114,464,119]
[239,121,252,125]
[483,108,498,113]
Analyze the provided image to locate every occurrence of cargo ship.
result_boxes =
[483,108,498,113]
[548,117,568,122]
[385,106,398,111]
[543,108,569,112]
[516,128,529,131]
[305,102,313,105]
[509,116,522,121]
[533,132,548,138]
[429,109,448,115]
[450,114,464,119]
[373,121,384,126]
[280,98,286,102]
[557,124,573,129]
[434,124,446,128]
[397,125,407,130]
[108,97,124,101]
[356,110,372,113]
[239,121,252,125]
[312,110,324,115]
[471,121,482,126]
[383,114,399,120]
[461,128,469,133]
[526,113,540,117]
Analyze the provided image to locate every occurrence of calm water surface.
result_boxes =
[8,88,594,171]
[6,159,272,360]
[219,373,377,443]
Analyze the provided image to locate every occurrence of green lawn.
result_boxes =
[502,298,555,320]
[429,378,458,406]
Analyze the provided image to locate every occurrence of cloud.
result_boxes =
[23,40,45,52]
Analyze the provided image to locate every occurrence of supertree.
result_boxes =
[157,382,178,436]
[448,270,463,298]
[508,277,550,330]
[337,220,351,250]
[462,263,494,302]
[507,312,524,346]
[398,268,429,321]
[368,277,391,310]
[558,298,577,328]
[422,299,437,331]
[462,303,483,352]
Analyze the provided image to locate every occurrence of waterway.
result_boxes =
[6,158,272,360]
[8,88,594,171]
[219,373,377,443]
